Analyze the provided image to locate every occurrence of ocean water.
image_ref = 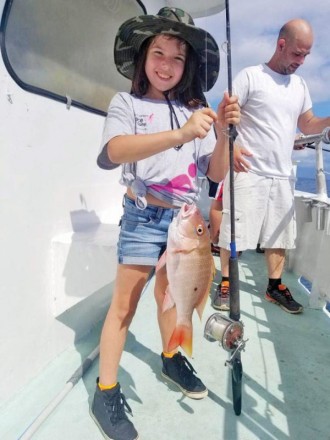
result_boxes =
[295,175,330,196]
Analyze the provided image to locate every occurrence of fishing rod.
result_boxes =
[305,144,330,153]
[224,0,244,415]
[204,0,246,417]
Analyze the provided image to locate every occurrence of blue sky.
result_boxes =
[195,0,330,179]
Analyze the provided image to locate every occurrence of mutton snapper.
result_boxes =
[156,203,215,357]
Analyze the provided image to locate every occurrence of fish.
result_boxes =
[156,202,215,357]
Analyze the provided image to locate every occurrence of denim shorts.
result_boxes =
[117,195,180,265]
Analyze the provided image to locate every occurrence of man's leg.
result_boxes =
[262,179,302,314]
[264,248,303,314]
[220,247,230,278]
[265,248,285,278]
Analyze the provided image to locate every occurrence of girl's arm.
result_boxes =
[107,107,219,164]
[108,129,184,164]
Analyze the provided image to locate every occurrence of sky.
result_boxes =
[195,0,330,178]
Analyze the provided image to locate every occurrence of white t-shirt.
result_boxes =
[233,63,312,179]
[98,92,216,207]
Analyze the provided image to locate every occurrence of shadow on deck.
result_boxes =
[2,250,330,440]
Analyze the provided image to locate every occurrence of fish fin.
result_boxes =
[196,257,216,320]
[167,324,193,358]
[162,288,175,312]
[156,250,167,272]
[196,289,210,320]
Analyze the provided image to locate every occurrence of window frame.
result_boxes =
[0,0,147,116]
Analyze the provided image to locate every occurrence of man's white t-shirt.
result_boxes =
[233,63,312,179]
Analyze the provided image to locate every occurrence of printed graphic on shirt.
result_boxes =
[150,163,197,196]
[135,113,155,132]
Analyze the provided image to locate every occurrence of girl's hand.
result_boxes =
[180,107,218,142]
[215,92,240,134]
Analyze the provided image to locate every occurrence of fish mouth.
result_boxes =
[181,203,196,218]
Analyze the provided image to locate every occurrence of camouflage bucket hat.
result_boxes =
[114,7,220,92]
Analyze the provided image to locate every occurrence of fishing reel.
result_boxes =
[204,313,247,365]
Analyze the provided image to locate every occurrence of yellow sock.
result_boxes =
[98,382,117,391]
[162,351,178,358]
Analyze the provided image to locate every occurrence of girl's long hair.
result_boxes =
[131,35,207,108]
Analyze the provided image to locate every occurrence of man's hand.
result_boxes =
[233,144,252,172]
[294,134,307,150]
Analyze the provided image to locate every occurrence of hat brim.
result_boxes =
[114,14,220,92]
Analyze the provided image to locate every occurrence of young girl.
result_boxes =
[92,7,240,440]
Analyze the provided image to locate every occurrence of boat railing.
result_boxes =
[288,128,330,310]
[294,127,330,201]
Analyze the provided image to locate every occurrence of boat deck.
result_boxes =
[2,250,330,440]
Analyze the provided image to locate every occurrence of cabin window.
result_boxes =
[0,0,146,115]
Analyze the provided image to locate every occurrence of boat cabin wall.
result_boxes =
[0,9,127,405]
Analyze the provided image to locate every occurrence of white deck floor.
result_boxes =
[1,250,330,440]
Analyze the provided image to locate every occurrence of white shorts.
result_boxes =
[218,172,296,251]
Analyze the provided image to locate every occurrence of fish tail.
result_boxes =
[168,325,193,358]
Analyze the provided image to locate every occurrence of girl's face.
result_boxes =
[144,35,187,99]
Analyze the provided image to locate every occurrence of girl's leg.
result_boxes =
[154,265,177,351]
[154,265,208,399]
[99,263,152,385]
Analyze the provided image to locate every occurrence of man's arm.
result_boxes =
[298,109,330,135]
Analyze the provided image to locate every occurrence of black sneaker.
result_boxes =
[256,243,265,253]
[265,284,303,314]
[212,281,230,311]
[161,352,208,399]
[90,380,138,440]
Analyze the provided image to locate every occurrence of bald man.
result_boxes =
[214,19,330,313]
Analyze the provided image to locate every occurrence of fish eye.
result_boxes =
[196,225,204,235]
